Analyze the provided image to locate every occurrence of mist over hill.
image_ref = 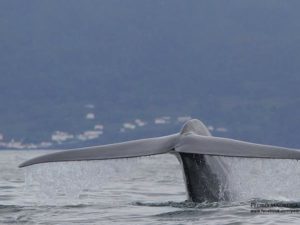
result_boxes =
[1,1,300,149]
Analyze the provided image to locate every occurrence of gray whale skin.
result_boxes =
[19,119,300,202]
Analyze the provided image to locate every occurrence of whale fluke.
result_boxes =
[176,134,300,160]
[180,119,211,136]
[19,119,300,202]
[19,134,178,167]
[20,119,300,168]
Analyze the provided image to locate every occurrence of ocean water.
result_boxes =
[1,150,300,224]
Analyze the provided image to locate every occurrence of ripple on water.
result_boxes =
[4,151,300,224]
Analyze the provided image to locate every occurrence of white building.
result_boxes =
[135,119,147,127]
[216,127,228,132]
[51,131,74,142]
[94,124,104,130]
[154,116,170,124]
[77,130,103,141]
[123,123,136,130]
[86,113,95,120]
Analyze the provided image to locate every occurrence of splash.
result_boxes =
[24,158,143,204]
[217,157,300,201]
[24,154,300,204]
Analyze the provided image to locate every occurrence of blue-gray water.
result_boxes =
[2,150,300,224]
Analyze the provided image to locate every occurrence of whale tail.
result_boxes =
[19,119,300,168]
[18,134,179,167]
[180,119,211,136]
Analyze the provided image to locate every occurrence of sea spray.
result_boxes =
[23,153,300,204]
[219,157,300,201]
[24,158,143,204]
[23,154,184,205]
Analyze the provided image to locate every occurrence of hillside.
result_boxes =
[1,1,300,149]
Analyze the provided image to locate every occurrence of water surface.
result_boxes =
[1,150,300,224]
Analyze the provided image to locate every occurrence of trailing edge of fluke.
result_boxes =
[19,119,300,168]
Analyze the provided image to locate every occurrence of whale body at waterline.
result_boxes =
[19,119,300,202]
